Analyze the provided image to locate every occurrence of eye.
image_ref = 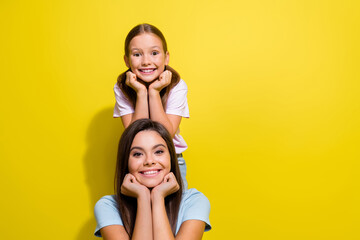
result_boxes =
[151,51,159,56]
[132,152,142,157]
[133,53,141,57]
[155,149,164,155]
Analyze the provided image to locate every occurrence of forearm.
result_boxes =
[132,194,153,240]
[151,196,175,240]
[127,91,149,127]
[148,90,175,137]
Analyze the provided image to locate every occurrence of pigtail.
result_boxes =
[117,69,137,109]
[161,65,180,108]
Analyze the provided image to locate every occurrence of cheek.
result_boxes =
[128,159,138,174]
[163,156,171,172]
[157,57,166,66]
[129,58,139,68]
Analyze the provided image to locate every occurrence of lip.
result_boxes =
[138,68,157,75]
[139,169,161,177]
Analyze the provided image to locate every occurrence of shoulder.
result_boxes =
[178,189,211,232]
[94,195,123,237]
[181,188,210,206]
[114,82,120,90]
[114,83,125,95]
[95,195,117,208]
[170,79,188,92]
[94,195,119,217]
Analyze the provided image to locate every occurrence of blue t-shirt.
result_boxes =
[94,188,211,237]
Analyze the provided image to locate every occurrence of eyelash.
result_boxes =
[132,152,142,157]
[155,150,164,154]
[131,149,164,157]
[132,52,159,57]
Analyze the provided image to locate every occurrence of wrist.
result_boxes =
[137,89,148,97]
[151,192,165,205]
[138,188,151,202]
[148,88,160,97]
[151,188,165,201]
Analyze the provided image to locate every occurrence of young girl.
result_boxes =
[94,119,211,239]
[113,23,189,188]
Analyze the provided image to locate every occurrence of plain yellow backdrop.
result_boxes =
[1,0,359,239]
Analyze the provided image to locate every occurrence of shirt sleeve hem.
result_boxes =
[94,223,124,237]
[181,218,212,232]
[165,110,190,118]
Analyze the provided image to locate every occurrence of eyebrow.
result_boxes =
[153,144,166,149]
[130,144,166,152]
[130,46,161,51]
[130,48,141,52]
[130,146,143,152]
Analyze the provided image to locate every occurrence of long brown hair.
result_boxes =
[117,23,181,108]
[115,119,183,237]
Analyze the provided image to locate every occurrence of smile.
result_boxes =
[139,68,156,74]
[140,169,161,176]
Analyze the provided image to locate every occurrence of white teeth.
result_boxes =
[141,69,154,73]
[142,170,158,175]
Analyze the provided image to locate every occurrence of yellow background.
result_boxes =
[1,1,359,239]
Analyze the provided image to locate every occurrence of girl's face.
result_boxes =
[124,33,169,83]
[128,130,171,188]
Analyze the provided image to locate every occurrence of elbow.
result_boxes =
[169,127,177,139]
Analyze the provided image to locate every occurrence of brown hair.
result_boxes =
[115,119,183,237]
[117,23,180,108]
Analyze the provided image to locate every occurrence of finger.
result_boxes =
[126,71,132,79]
[123,173,130,181]
[130,175,138,184]
[163,172,173,182]
[167,172,175,179]
[126,174,135,182]
[159,71,168,80]
[165,70,171,79]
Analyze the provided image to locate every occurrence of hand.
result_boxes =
[121,173,150,198]
[125,71,147,93]
[149,70,172,92]
[151,172,180,200]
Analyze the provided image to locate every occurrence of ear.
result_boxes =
[124,55,130,68]
[165,51,170,65]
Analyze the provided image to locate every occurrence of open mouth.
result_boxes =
[139,68,156,74]
[140,169,161,176]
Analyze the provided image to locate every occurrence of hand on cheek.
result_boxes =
[125,71,147,93]
[151,172,180,199]
[149,70,172,92]
[121,173,150,198]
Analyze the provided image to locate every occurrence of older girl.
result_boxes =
[94,119,211,239]
[113,24,189,188]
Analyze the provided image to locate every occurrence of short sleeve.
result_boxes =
[113,83,134,117]
[165,79,190,118]
[94,195,123,237]
[177,189,211,233]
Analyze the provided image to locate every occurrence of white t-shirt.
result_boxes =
[113,79,189,154]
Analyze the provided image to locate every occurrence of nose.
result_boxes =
[144,154,155,166]
[141,54,151,66]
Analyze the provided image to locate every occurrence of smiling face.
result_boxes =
[124,33,169,83]
[128,130,171,188]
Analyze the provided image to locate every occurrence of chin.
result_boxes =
[137,75,159,83]
[144,182,162,189]
[135,72,162,82]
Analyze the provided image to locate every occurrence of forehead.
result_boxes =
[131,130,166,147]
[129,33,164,50]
